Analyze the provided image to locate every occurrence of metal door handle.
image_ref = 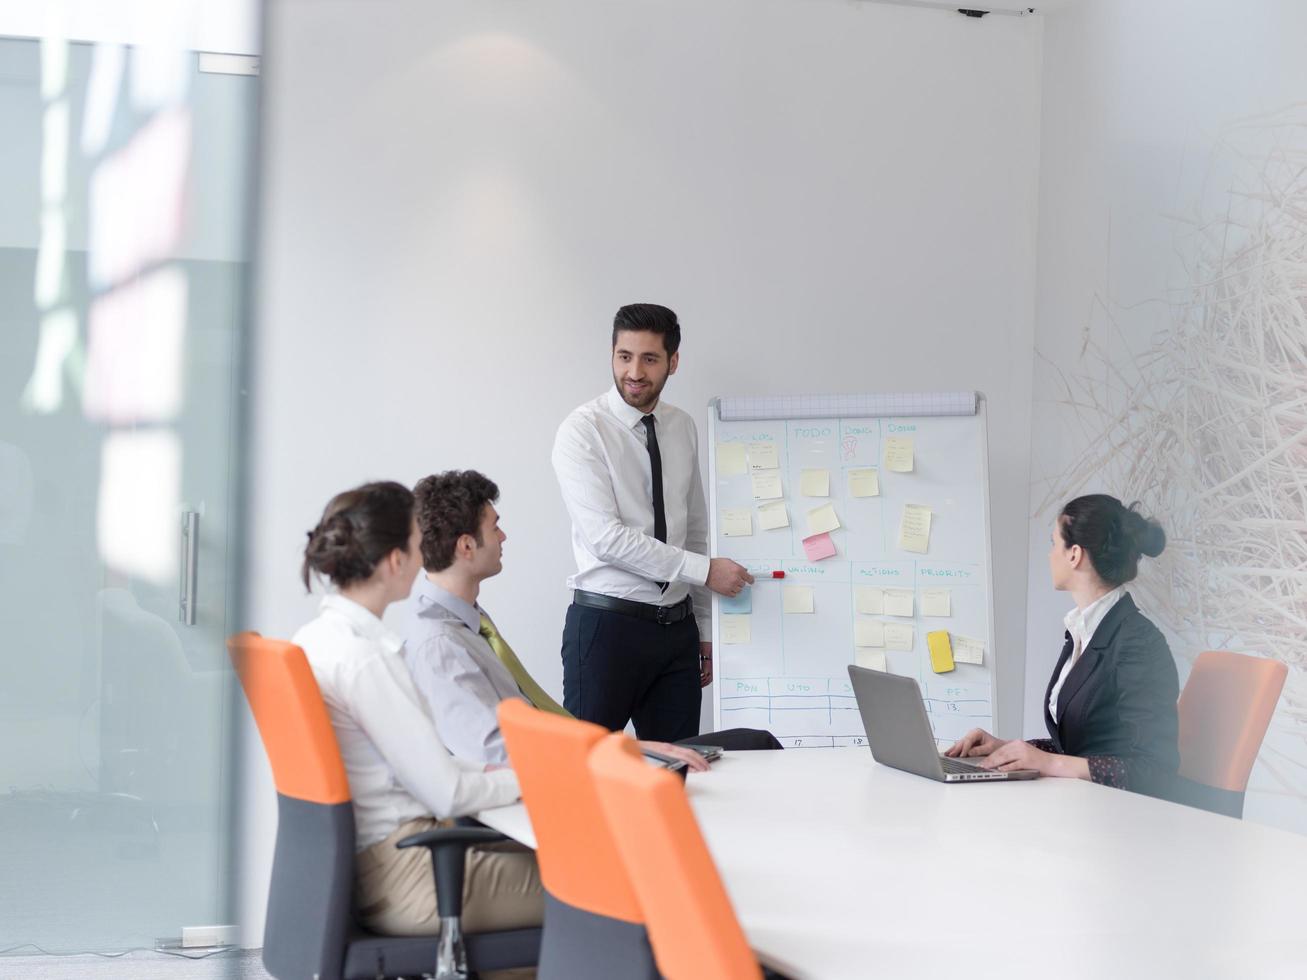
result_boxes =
[180,510,199,625]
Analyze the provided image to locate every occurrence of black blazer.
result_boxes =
[1042,593,1180,798]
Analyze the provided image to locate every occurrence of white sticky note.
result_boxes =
[898,503,932,554]
[884,436,914,473]
[748,442,779,471]
[952,634,985,665]
[721,614,751,645]
[884,624,915,651]
[720,508,752,537]
[856,649,888,671]
[783,585,814,614]
[848,468,880,498]
[717,442,747,476]
[854,620,886,648]
[757,500,790,530]
[800,469,830,497]
[884,588,915,618]
[751,472,783,500]
[921,589,951,617]
[854,586,884,615]
[806,502,841,536]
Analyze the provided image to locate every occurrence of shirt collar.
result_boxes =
[1063,585,1125,646]
[605,386,662,431]
[321,592,405,655]
[410,574,483,633]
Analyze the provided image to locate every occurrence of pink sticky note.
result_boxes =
[802,531,837,561]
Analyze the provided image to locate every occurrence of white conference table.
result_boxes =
[478,747,1306,980]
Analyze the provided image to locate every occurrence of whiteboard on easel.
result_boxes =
[708,392,997,750]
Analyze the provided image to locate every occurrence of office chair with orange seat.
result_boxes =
[229,632,540,980]
[496,698,659,980]
[589,732,789,980]
[1175,649,1288,819]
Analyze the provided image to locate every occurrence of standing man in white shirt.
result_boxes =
[552,303,754,742]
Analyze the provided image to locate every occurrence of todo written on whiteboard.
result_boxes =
[708,392,998,749]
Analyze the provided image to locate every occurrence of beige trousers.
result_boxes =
[356,817,544,934]
[356,817,544,978]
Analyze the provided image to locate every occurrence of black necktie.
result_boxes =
[641,414,668,591]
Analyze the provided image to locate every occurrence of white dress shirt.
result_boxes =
[292,593,520,849]
[394,576,524,767]
[552,388,711,632]
[1048,585,1125,724]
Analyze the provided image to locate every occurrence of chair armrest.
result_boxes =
[397,826,510,919]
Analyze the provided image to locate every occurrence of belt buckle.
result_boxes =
[655,604,672,625]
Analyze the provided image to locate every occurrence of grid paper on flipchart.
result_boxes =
[716,391,976,422]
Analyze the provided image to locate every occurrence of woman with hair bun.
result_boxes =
[946,494,1179,798]
[294,481,542,938]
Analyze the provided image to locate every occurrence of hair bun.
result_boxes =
[304,512,370,585]
[1124,504,1166,559]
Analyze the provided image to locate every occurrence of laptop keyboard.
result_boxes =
[939,756,987,775]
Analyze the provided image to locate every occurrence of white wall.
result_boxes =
[239,0,1042,943]
[1026,0,1307,832]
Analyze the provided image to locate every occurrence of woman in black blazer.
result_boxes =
[946,494,1179,798]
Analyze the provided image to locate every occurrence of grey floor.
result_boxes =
[0,948,271,980]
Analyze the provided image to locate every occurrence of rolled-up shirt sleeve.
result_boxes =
[343,649,519,818]
[553,416,709,587]
[684,429,712,634]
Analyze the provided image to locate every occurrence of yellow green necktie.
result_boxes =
[479,613,572,717]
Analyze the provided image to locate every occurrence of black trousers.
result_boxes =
[560,602,785,750]
[562,601,702,743]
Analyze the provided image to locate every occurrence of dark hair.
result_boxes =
[413,470,500,572]
[611,303,681,355]
[1058,494,1166,587]
[302,481,414,591]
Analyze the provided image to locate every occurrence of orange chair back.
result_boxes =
[497,699,643,922]
[589,733,760,980]
[1178,650,1287,793]
[227,631,350,805]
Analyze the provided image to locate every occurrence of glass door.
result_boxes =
[0,18,257,957]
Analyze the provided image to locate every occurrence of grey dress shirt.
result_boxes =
[394,575,525,765]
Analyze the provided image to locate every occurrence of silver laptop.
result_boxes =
[847,665,1038,782]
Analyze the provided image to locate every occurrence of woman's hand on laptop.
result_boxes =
[945,728,1006,759]
[638,741,711,773]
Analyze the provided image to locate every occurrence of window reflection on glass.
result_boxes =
[1,0,257,960]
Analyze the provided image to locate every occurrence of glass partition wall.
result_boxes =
[0,16,256,961]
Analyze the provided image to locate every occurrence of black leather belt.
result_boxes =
[572,590,693,626]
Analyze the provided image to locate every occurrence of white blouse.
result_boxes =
[1047,586,1125,724]
[292,594,520,849]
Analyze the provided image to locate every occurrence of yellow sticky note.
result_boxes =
[717,443,747,476]
[855,586,884,615]
[751,473,783,500]
[757,500,790,530]
[848,468,880,498]
[927,630,955,673]
[720,508,752,537]
[952,634,985,666]
[783,585,814,614]
[721,614,751,645]
[854,620,885,648]
[898,503,932,554]
[921,589,951,617]
[884,624,915,651]
[748,442,779,471]
[806,502,841,536]
[884,588,915,618]
[884,437,914,473]
[856,649,888,671]
[800,469,830,497]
